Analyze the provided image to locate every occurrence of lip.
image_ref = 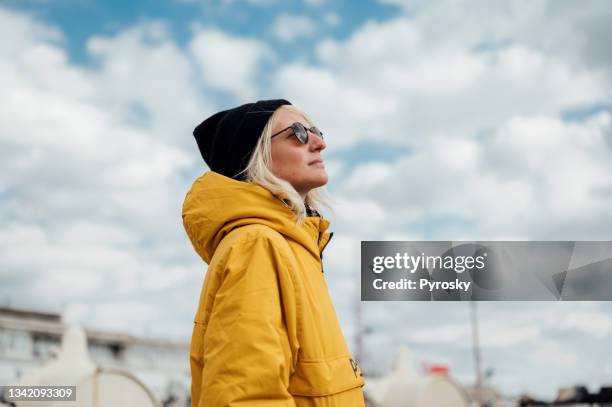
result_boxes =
[308,159,324,166]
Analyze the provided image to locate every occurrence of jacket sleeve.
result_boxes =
[196,232,297,407]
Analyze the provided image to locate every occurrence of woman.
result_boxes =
[182,99,365,406]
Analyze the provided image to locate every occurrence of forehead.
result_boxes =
[272,107,309,132]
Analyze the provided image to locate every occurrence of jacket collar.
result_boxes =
[182,171,331,264]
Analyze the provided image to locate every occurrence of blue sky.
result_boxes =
[1,0,612,401]
[10,0,398,64]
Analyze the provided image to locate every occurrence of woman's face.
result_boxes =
[270,107,328,198]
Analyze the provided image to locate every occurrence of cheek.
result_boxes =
[272,148,306,173]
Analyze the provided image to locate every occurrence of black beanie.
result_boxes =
[193,99,292,180]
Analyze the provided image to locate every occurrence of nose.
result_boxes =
[309,131,326,151]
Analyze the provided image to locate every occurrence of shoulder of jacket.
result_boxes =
[216,224,290,257]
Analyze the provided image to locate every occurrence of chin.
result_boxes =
[294,173,328,193]
[311,173,329,188]
[311,167,328,183]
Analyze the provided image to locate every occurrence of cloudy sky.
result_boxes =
[1,0,611,400]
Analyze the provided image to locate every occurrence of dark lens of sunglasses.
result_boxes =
[292,123,309,144]
[310,126,323,139]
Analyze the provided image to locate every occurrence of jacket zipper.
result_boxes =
[320,232,334,273]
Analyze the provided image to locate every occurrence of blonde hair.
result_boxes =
[240,104,332,224]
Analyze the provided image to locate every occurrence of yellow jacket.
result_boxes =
[182,171,366,407]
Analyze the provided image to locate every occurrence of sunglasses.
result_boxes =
[271,122,324,144]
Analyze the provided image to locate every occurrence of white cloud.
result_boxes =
[405,315,542,348]
[324,235,359,274]
[323,12,340,27]
[86,301,161,334]
[331,196,387,232]
[531,341,578,368]
[274,64,398,148]
[480,323,541,348]
[381,51,486,93]
[407,323,470,344]
[336,112,612,240]
[343,161,395,190]
[297,8,608,146]
[321,158,344,180]
[271,13,316,42]
[557,310,612,339]
[315,18,420,70]
[0,8,206,341]
[189,27,270,100]
[0,7,63,55]
[87,21,210,146]
[378,0,612,73]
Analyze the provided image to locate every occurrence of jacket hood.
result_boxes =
[182,171,331,264]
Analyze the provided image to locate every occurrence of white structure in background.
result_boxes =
[14,326,96,386]
[0,307,189,406]
[11,326,159,406]
[364,347,471,407]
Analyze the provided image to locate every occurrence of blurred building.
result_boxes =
[0,306,190,405]
[363,347,472,407]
